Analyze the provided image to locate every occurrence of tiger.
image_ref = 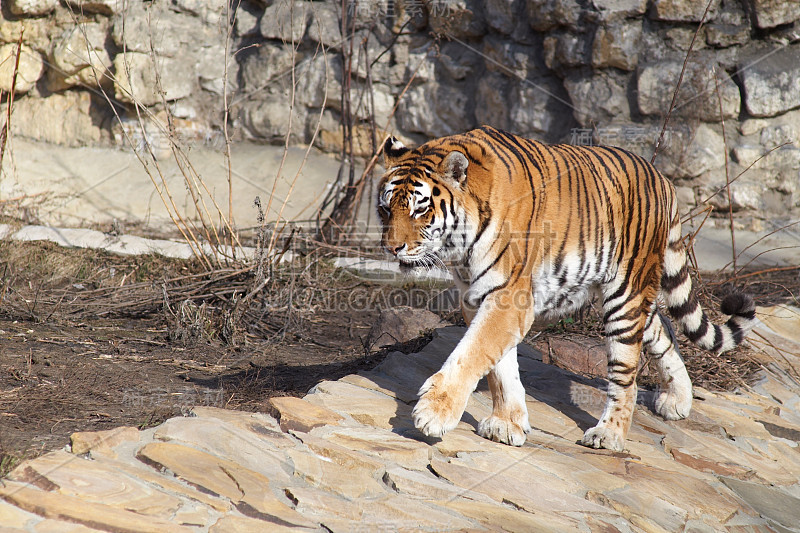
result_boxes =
[377,125,757,452]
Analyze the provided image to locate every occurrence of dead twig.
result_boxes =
[651,0,715,164]
[0,30,23,173]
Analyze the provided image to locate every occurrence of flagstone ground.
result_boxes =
[1,305,799,532]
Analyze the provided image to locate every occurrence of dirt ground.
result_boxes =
[1,238,797,477]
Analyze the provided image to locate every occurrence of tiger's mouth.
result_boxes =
[396,248,443,272]
[397,255,423,268]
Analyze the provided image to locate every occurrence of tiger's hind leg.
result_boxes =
[644,311,692,420]
[582,276,654,452]
[477,346,531,446]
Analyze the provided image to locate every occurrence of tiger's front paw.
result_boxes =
[581,425,625,452]
[412,372,467,438]
[477,414,531,446]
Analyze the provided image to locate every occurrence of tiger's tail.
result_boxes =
[660,214,757,353]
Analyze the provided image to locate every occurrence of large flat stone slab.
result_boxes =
[2,317,800,531]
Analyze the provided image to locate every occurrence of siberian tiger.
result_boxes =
[377,126,756,451]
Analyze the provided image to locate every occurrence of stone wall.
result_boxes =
[1,0,799,227]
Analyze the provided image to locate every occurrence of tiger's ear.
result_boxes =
[441,151,469,188]
[383,136,410,167]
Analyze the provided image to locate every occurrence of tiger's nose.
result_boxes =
[387,243,406,256]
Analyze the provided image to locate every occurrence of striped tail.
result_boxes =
[660,214,757,354]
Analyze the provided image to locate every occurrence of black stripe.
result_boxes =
[661,267,688,292]
[606,322,639,339]
[472,242,510,283]
[615,333,642,345]
[668,298,697,320]
[684,316,709,342]
[729,320,744,345]
[711,326,724,352]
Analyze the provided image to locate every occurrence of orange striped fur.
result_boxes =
[378,126,756,451]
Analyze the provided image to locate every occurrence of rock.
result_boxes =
[0,499,36,528]
[540,335,608,377]
[429,455,601,525]
[195,43,238,96]
[655,123,726,178]
[260,1,311,42]
[0,480,190,533]
[526,0,583,31]
[675,185,697,207]
[428,0,487,38]
[65,0,121,15]
[401,47,437,84]
[366,306,443,349]
[564,70,631,127]
[397,81,473,138]
[368,355,437,402]
[720,477,800,530]
[543,31,591,70]
[0,44,44,94]
[172,0,222,25]
[475,73,511,131]
[287,447,386,500]
[306,1,342,48]
[70,426,139,456]
[484,0,519,35]
[590,0,648,19]
[740,117,769,136]
[509,77,573,141]
[7,91,107,146]
[113,52,195,106]
[295,54,343,110]
[339,371,419,405]
[208,515,309,533]
[368,82,395,124]
[650,0,721,22]
[136,442,242,501]
[240,44,298,92]
[233,1,261,37]
[669,448,755,477]
[8,0,58,16]
[384,465,483,501]
[306,379,414,430]
[10,449,182,517]
[437,40,482,81]
[748,0,800,29]
[316,115,377,157]
[705,24,750,48]
[49,23,113,90]
[269,395,344,432]
[637,57,740,121]
[88,455,230,514]
[760,122,798,148]
[0,18,52,53]
[602,486,689,532]
[313,426,431,471]
[284,486,363,523]
[483,37,540,79]
[360,495,479,532]
[732,145,800,170]
[592,19,642,70]
[138,441,315,528]
[111,1,211,57]
[740,44,800,117]
[151,416,294,483]
[240,97,308,142]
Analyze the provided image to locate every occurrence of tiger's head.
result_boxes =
[377,136,471,270]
